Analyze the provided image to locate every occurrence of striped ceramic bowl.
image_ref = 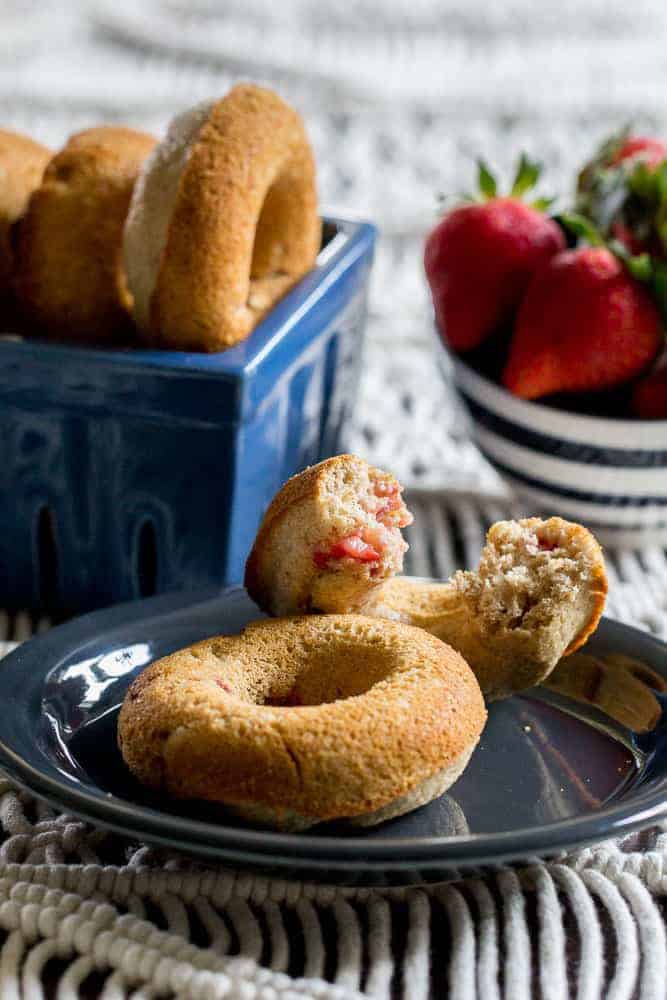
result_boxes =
[445,350,667,547]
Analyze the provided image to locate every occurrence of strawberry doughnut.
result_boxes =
[123,84,321,352]
[245,454,413,616]
[14,126,156,343]
[246,457,608,700]
[0,129,51,304]
[118,615,486,831]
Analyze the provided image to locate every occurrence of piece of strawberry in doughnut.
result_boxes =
[245,455,413,616]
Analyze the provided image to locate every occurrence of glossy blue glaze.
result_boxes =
[0,218,376,613]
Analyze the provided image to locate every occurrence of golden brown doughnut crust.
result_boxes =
[118,615,486,826]
[0,129,51,301]
[147,84,321,351]
[14,126,156,343]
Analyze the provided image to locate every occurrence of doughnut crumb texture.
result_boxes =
[118,615,486,830]
[362,516,608,699]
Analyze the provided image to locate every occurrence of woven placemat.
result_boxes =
[0,487,665,999]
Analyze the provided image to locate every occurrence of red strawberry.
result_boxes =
[425,157,565,352]
[631,365,667,418]
[576,131,667,258]
[611,221,648,256]
[612,136,667,171]
[503,247,663,400]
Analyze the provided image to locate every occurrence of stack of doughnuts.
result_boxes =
[1,84,321,350]
[0,129,51,317]
[14,126,156,343]
[119,454,608,830]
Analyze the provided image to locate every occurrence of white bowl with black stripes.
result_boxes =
[447,353,667,547]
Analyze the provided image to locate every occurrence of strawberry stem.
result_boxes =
[560,212,605,247]
[511,153,542,197]
[477,160,497,200]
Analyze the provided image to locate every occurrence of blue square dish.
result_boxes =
[0,216,376,614]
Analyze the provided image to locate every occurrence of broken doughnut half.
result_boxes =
[245,455,608,699]
[245,454,413,616]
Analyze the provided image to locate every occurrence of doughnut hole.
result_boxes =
[246,156,321,316]
[208,626,395,709]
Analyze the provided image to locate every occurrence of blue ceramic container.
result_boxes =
[0,217,376,614]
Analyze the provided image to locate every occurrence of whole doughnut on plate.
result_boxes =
[118,615,486,831]
[124,83,321,352]
[14,126,156,343]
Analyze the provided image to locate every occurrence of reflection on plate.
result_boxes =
[545,650,667,733]
[0,584,666,885]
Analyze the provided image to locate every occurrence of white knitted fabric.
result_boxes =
[1,2,667,995]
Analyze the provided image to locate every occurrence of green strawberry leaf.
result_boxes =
[531,196,556,212]
[621,250,653,282]
[559,212,605,246]
[628,161,657,199]
[595,126,632,168]
[654,162,667,201]
[511,154,542,197]
[477,160,497,200]
[651,260,667,327]
[657,215,667,253]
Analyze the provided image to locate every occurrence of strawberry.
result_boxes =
[577,130,667,258]
[424,156,565,352]
[503,247,663,400]
[631,364,667,419]
[612,136,667,171]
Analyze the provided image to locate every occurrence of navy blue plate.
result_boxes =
[0,585,666,885]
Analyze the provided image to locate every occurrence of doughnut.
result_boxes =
[245,456,608,700]
[14,126,156,343]
[123,84,321,352]
[117,615,486,831]
[245,453,413,616]
[0,129,50,303]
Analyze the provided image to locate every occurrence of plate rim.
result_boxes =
[1,585,666,870]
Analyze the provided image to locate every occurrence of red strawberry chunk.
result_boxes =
[313,534,381,569]
[374,479,399,497]
[537,539,557,552]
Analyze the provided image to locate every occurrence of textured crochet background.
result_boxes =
[0,1,667,996]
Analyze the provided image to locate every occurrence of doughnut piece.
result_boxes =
[245,457,608,699]
[360,517,608,700]
[0,129,50,303]
[245,454,413,616]
[118,615,486,831]
[124,84,321,351]
[14,126,156,343]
